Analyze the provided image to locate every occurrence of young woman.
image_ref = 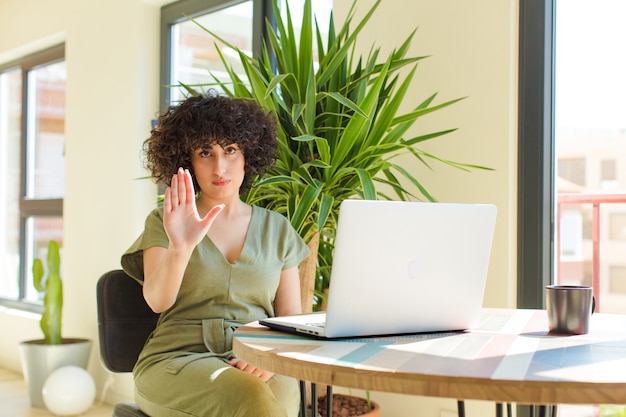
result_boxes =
[121,91,309,417]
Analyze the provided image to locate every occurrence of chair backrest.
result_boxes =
[96,269,159,373]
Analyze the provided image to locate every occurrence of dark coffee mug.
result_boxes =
[545,285,595,335]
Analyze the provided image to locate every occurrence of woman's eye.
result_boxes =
[199,149,211,157]
[224,146,238,155]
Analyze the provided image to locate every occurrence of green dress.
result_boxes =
[121,205,310,417]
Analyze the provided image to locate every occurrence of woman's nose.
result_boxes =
[213,154,226,174]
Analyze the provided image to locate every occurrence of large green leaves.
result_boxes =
[186,0,490,309]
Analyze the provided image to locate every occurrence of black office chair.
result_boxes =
[97,269,159,417]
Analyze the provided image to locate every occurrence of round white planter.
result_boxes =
[19,338,92,409]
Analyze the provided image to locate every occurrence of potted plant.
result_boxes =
[318,392,380,417]
[183,0,490,313]
[18,240,92,408]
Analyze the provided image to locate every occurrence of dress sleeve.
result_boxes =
[276,212,311,271]
[120,208,169,284]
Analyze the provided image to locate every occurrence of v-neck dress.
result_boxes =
[121,205,310,417]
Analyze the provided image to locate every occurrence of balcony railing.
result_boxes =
[556,193,626,312]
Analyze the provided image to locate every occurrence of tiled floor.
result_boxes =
[0,368,113,417]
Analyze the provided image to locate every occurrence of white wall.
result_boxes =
[0,0,519,415]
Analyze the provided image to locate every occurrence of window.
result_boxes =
[522,1,626,306]
[601,159,616,182]
[517,0,555,309]
[601,158,617,188]
[161,0,332,108]
[609,212,626,241]
[558,158,586,186]
[167,1,254,103]
[0,44,65,310]
[161,0,260,108]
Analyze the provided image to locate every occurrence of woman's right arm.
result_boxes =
[142,245,193,313]
[142,168,223,313]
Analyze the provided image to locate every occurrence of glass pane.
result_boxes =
[0,69,22,299]
[170,1,253,102]
[26,60,66,199]
[24,216,63,303]
[555,0,626,314]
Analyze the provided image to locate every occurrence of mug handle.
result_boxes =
[591,295,596,314]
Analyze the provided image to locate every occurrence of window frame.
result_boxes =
[159,0,272,110]
[517,3,555,416]
[517,0,555,310]
[0,43,65,313]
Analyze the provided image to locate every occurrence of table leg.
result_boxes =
[531,404,558,417]
[311,383,318,416]
[298,382,334,417]
[496,402,514,417]
[457,400,466,417]
[300,381,306,417]
[326,385,333,417]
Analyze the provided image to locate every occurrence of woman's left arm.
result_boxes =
[273,266,303,316]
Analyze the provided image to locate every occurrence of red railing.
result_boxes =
[556,193,626,312]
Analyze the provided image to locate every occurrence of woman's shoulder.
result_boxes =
[252,205,292,228]
[150,206,164,217]
[145,206,164,221]
[250,205,309,262]
[137,207,166,235]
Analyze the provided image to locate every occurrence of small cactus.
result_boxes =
[32,240,63,345]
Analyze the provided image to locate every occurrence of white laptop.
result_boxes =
[260,199,497,339]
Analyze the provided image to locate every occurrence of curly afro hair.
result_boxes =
[143,90,278,193]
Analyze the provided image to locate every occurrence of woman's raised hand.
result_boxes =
[163,168,224,252]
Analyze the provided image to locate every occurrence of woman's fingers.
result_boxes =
[200,203,225,228]
[165,168,222,221]
[170,171,180,207]
[163,186,172,214]
[168,168,196,209]
[176,168,188,205]
[182,168,195,203]
[229,359,274,382]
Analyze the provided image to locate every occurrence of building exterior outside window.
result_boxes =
[555,1,626,314]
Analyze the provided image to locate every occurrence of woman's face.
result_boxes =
[190,142,246,200]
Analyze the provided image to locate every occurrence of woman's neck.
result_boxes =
[196,194,248,219]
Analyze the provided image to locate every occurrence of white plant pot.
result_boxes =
[19,338,92,409]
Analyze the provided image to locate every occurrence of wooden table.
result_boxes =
[233,308,626,409]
